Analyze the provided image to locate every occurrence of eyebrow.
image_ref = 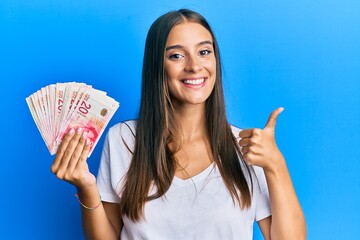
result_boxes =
[165,40,213,51]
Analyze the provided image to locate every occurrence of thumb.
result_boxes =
[264,107,284,129]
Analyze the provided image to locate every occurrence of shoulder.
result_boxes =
[108,120,137,136]
[106,120,137,143]
[102,120,137,162]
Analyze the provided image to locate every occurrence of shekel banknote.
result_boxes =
[26,82,119,157]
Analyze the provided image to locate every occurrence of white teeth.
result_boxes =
[183,78,205,85]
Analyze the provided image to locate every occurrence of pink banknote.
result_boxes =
[26,82,119,157]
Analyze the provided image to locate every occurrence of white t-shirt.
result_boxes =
[97,120,271,240]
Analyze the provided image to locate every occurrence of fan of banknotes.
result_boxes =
[26,82,119,156]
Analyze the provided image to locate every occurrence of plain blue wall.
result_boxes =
[1,0,359,239]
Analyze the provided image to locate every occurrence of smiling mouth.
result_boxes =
[181,78,206,86]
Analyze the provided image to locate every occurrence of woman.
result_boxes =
[51,9,306,239]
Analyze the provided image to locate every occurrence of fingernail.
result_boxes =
[77,127,83,134]
[85,138,91,145]
[68,128,75,135]
[82,131,88,139]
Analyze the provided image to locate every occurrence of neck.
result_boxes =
[173,102,207,142]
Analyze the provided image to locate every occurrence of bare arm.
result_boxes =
[258,216,271,240]
[256,158,306,240]
[77,187,120,240]
[263,158,306,240]
[51,128,120,239]
[239,108,306,239]
[102,202,123,238]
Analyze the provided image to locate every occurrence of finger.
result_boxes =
[55,127,84,178]
[75,138,91,169]
[66,131,88,175]
[242,152,256,166]
[239,138,250,147]
[51,128,75,173]
[81,138,91,161]
[239,129,253,138]
[241,146,249,154]
[264,107,284,129]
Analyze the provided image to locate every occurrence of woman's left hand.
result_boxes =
[238,107,285,173]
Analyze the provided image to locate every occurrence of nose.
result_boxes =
[184,55,202,72]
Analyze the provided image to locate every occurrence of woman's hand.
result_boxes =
[50,127,96,189]
[240,108,307,239]
[238,107,285,173]
[51,128,120,239]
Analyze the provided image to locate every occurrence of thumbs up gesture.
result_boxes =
[239,107,285,172]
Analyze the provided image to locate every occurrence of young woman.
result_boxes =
[51,9,306,239]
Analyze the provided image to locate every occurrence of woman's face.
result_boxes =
[164,22,216,107]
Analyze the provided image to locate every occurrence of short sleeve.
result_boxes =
[96,121,136,203]
[253,166,272,221]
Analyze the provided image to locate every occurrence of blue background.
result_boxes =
[1,0,359,239]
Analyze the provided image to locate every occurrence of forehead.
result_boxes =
[166,22,213,46]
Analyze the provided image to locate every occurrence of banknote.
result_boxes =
[26,82,119,157]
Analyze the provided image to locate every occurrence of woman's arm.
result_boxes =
[258,216,271,240]
[263,157,306,239]
[256,157,306,240]
[103,202,123,238]
[76,186,120,240]
[51,128,120,239]
[239,108,306,240]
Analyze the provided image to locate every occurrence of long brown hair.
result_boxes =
[119,9,252,221]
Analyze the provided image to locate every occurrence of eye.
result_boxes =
[169,53,184,60]
[199,49,212,56]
